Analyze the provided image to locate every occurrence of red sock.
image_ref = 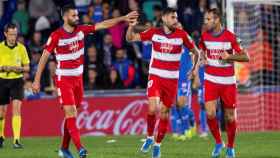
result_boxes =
[61,121,71,149]
[207,117,222,144]
[155,118,169,143]
[66,117,83,150]
[226,120,237,148]
[147,114,156,136]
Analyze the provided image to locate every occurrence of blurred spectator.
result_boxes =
[235,10,255,47]
[30,51,41,79]
[108,8,126,49]
[140,22,152,86]
[91,0,103,23]
[106,67,124,89]
[84,66,102,90]
[247,29,274,85]
[101,33,116,68]
[102,2,111,20]
[112,48,135,88]
[29,31,43,53]
[17,35,25,44]
[84,45,106,83]
[141,0,163,21]
[28,0,58,21]
[177,0,200,33]
[12,0,29,36]
[128,0,139,11]
[152,5,163,27]
[74,0,91,14]
[82,14,92,24]
[43,60,57,95]
[24,79,41,100]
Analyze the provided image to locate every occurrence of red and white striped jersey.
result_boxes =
[44,25,95,77]
[199,29,242,85]
[140,27,195,79]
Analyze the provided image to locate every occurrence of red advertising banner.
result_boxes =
[4,96,148,137]
[3,92,280,137]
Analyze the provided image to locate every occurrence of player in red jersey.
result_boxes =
[31,4,138,158]
[199,8,249,158]
[126,8,200,158]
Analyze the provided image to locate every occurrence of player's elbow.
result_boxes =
[243,55,250,62]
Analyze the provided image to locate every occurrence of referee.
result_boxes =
[0,23,30,149]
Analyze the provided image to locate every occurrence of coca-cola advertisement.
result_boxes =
[3,96,149,137]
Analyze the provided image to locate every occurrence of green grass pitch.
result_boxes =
[0,132,279,158]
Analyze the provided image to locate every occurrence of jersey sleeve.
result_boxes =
[198,37,206,51]
[21,45,30,65]
[79,24,96,35]
[44,32,59,53]
[139,28,155,41]
[230,33,242,54]
[182,31,195,50]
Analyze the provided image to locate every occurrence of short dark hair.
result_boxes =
[162,7,177,16]
[153,5,162,12]
[4,23,17,32]
[61,4,76,16]
[207,8,222,20]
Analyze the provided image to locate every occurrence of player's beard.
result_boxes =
[164,22,176,32]
[68,19,79,27]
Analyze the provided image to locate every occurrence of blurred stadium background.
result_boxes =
[0,0,280,157]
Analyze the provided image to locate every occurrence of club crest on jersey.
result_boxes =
[70,41,79,51]
[160,43,173,53]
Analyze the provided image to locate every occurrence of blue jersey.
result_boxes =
[177,48,193,97]
[179,48,192,82]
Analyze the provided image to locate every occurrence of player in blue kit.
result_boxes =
[170,23,196,140]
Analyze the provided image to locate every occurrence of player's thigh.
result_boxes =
[147,75,160,98]
[0,78,10,105]
[56,78,76,106]
[220,84,237,109]
[162,80,177,109]
[204,80,219,103]
[74,78,84,108]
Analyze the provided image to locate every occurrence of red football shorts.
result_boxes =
[147,75,178,108]
[55,76,84,107]
[204,80,237,108]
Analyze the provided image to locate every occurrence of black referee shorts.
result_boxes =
[0,78,24,105]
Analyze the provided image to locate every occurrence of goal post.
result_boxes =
[225,0,280,131]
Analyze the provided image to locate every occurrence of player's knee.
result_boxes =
[206,110,216,119]
[225,113,235,122]
[148,110,156,115]
[64,106,77,117]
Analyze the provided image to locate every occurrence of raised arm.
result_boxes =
[32,50,51,93]
[95,11,138,31]
[126,24,141,42]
